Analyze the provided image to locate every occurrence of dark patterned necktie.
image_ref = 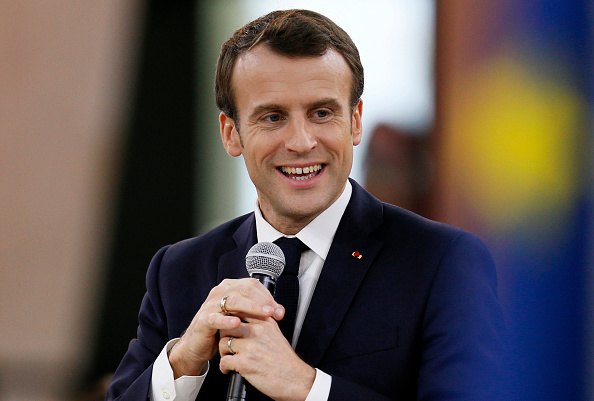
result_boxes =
[273,236,307,343]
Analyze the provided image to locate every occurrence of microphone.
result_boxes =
[227,242,285,401]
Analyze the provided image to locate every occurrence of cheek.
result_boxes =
[325,134,355,158]
[242,141,275,169]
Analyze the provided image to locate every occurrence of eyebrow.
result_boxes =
[248,98,343,122]
[308,98,343,113]
[248,103,285,122]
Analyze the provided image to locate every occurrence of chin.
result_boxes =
[287,202,327,220]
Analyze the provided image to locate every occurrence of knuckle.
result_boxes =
[247,277,259,286]
[224,294,235,309]
[207,285,223,300]
[206,312,217,325]
[252,324,265,337]
[206,288,217,301]
[243,341,258,356]
[193,312,206,327]
[220,278,234,288]
[239,285,252,297]
[219,357,229,372]
[218,339,227,353]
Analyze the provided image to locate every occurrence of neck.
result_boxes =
[258,204,321,236]
[264,214,316,236]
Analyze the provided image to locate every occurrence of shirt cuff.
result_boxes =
[150,338,208,400]
[304,369,332,401]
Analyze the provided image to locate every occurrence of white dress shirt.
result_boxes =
[150,181,352,400]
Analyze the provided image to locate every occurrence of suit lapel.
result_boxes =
[217,214,257,282]
[296,180,384,366]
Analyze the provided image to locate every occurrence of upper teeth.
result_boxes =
[281,164,322,175]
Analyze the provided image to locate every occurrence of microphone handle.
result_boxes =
[226,273,277,400]
[227,373,246,401]
[251,273,277,293]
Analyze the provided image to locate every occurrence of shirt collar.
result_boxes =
[255,180,352,260]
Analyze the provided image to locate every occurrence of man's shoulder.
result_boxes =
[372,199,485,250]
[378,202,491,261]
[195,213,254,242]
[381,202,461,237]
[349,178,484,248]
[159,213,254,263]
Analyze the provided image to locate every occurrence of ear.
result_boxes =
[220,112,242,157]
[351,99,363,146]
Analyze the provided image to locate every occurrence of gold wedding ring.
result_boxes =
[227,337,235,355]
[220,296,230,315]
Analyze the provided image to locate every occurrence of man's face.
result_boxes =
[220,44,362,234]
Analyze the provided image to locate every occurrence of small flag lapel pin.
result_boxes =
[352,251,362,259]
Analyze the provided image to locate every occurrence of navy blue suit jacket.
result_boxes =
[106,179,506,400]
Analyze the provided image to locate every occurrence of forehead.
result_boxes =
[231,44,352,111]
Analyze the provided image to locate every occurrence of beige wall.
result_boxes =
[0,1,142,399]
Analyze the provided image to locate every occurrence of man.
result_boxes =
[106,9,506,401]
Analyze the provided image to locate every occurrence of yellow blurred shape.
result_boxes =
[448,54,584,231]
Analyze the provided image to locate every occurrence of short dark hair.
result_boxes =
[215,9,364,122]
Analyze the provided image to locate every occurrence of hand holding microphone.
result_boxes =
[169,242,314,400]
[227,242,286,401]
[167,244,285,380]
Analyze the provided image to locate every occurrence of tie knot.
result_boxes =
[274,237,307,275]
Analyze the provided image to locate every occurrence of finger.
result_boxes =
[218,336,242,375]
[219,318,250,340]
[219,336,239,357]
[219,349,246,375]
[206,312,242,331]
[236,314,280,328]
[215,281,282,318]
[219,354,237,375]
[219,295,232,316]
[271,303,285,321]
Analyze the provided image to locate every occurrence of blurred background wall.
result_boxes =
[1,1,592,400]
[0,2,143,400]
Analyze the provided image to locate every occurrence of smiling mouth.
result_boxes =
[279,164,324,180]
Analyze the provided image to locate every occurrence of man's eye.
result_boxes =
[314,110,330,118]
[264,114,281,122]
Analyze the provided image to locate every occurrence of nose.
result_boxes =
[285,118,317,153]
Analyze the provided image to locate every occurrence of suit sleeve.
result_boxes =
[327,376,393,401]
[106,245,171,401]
[417,231,506,401]
[326,231,506,401]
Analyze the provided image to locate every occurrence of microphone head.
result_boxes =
[246,242,285,280]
